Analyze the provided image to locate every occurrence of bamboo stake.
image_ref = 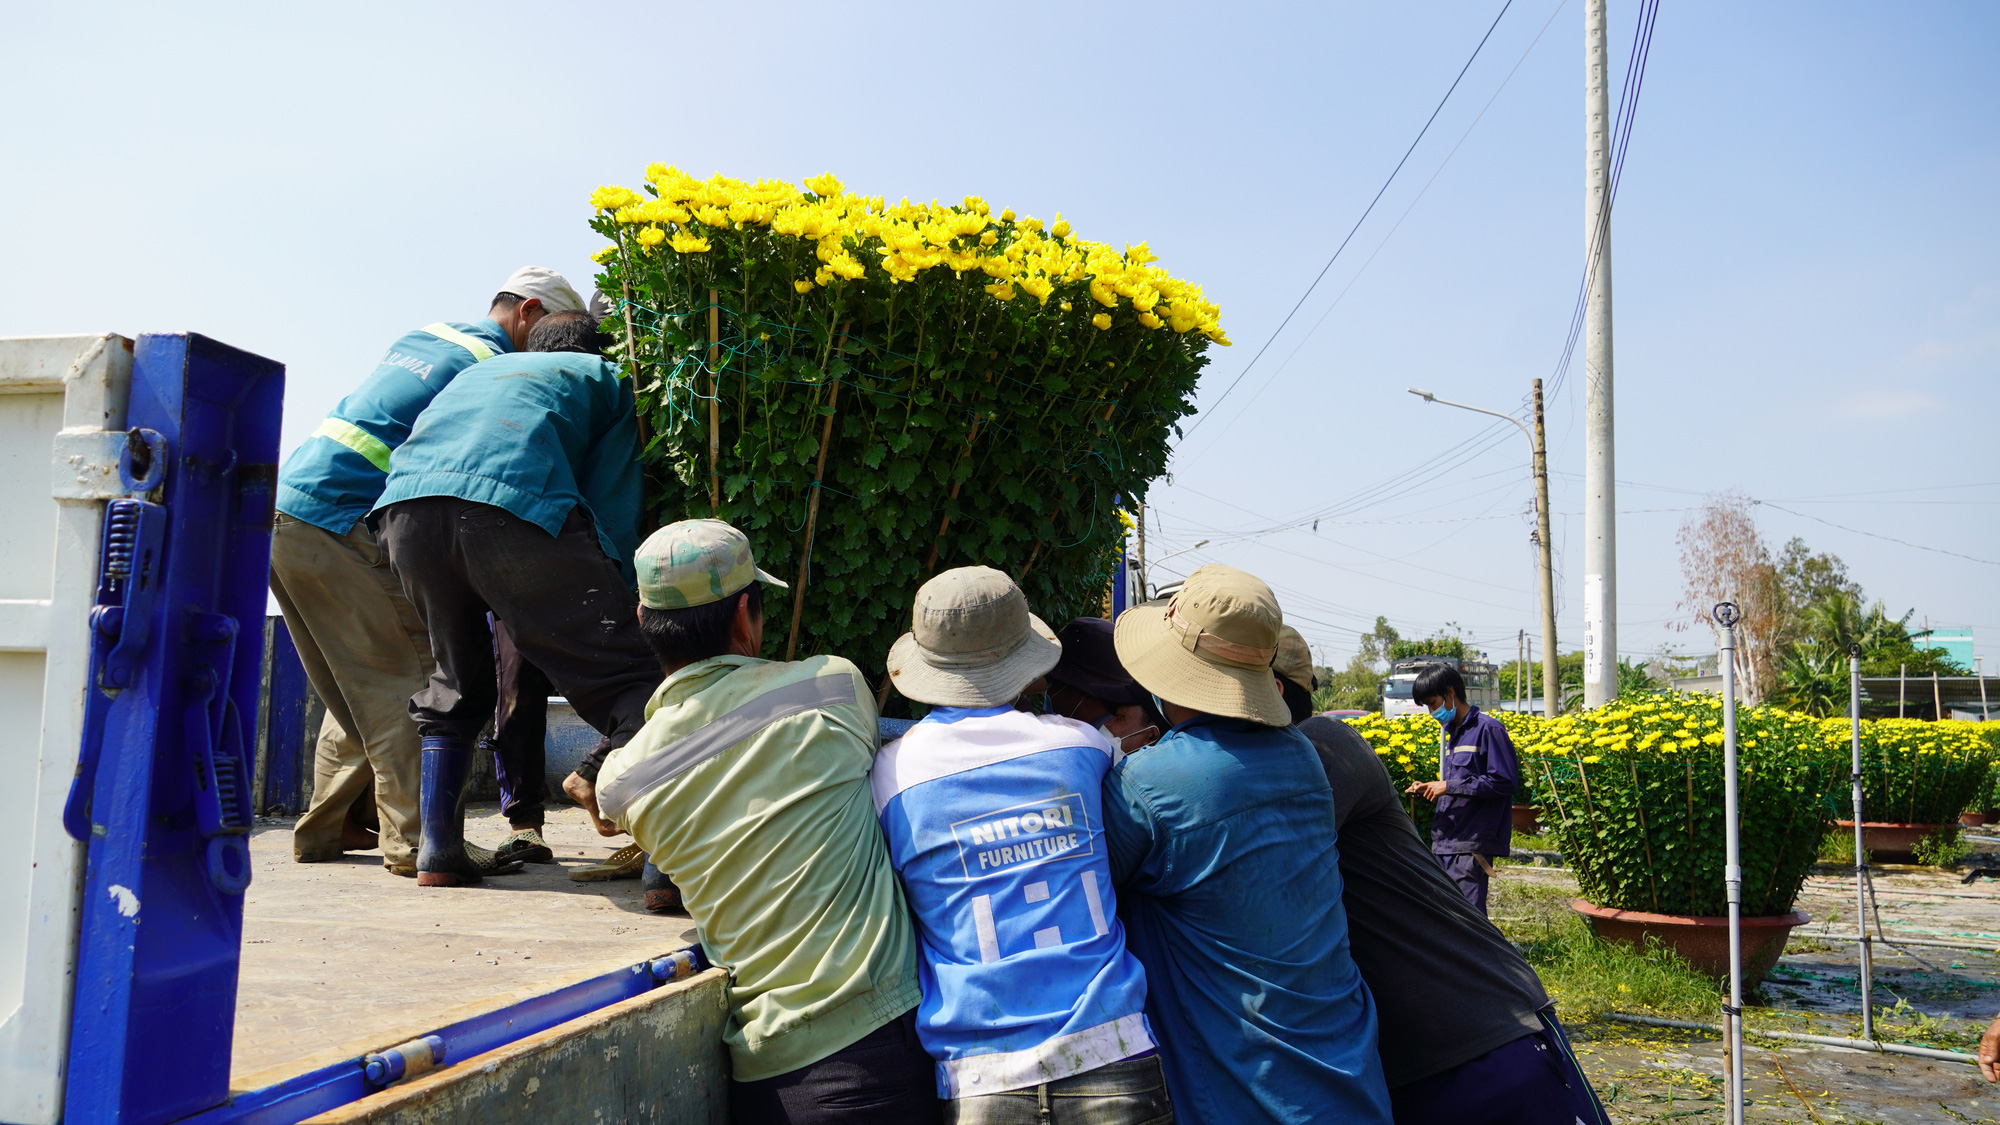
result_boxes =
[784,325,849,662]
[708,289,721,513]
[923,422,981,572]
[619,277,649,444]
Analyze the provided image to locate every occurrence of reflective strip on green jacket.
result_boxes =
[275,318,512,534]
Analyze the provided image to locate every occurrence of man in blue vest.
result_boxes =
[270,268,583,877]
[375,310,660,887]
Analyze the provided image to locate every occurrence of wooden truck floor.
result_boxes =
[232,803,697,1092]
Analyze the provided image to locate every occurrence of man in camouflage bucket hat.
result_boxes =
[589,519,937,1125]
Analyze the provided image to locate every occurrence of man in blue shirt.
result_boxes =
[870,567,1170,1123]
[374,310,660,887]
[269,268,582,876]
[1104,564,1392,1125]
[1402,663,1518,914]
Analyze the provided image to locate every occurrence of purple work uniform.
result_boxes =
[1430,705,1517,913]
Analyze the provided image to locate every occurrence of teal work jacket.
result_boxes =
[372,352,642,584]
[276,319,513,534]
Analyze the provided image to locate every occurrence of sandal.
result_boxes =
[569,843,646,882]
[493,828,555,865]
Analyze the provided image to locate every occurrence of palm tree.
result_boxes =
[1773,641,1847,716]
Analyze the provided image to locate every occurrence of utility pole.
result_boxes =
[1582,0,1619,708]
[1136,504,1148,601]
[1410,384,1561,717]
[1532,378,1560,716]
[1517,629,1525,713]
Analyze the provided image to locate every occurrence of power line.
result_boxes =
[1756,501,2000,567]
[1178,0,1517,441]
[1181,0,1571,460]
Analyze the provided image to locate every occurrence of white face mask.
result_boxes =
[1097,716,1160,755]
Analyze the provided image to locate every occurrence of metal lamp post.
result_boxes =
[1716,601,1746,1125]
[1849,644,1873,1042]
[1408,386,1560,716]
[1139,540,1209,601]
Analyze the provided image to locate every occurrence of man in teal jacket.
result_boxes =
[270,267,583,876]
[375,310,662,887]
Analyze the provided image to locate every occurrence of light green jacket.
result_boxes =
[597,653,920,1081]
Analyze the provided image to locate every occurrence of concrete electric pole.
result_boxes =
[1582,0,1619,708]
[1532,379,1560,716]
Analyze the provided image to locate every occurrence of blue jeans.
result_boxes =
[945,1056,1173,1125]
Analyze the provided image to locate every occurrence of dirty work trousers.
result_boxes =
[488,617,551,827]
[1435,852,1492,915]
[268,513,427,868]
[376,497,660,756]
[1389,1009,1609,1125]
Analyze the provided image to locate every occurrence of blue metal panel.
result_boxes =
[65,334,285,1125]
[257,617,311,814]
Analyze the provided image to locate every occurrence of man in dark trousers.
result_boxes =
[375,310,660,887]
[1273,630,1608,1125]
[1403,663,1517,913]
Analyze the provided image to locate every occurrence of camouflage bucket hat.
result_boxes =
[635,519,788,609]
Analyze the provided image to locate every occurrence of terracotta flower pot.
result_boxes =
[1962,811,1994,828]
[1511,804,1541,835]
[1568,899,1810,986]
[1834,820,1941,863]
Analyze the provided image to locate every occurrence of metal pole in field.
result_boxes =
[1716,601,1746,1125]
[1980,657,1990,721]
[1932,670,1943,722]
[1532,378,1561,717]
[1518,629,1526,713]
[1849,645,1873,1041]
[1582,0,1619,709]
[1899,662,1906,718]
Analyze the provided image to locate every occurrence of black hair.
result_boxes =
[490,291,526,313]
[1279,675,1314,725]
[526,310,608,355]
[1411,663,1466,706]
[638,584,763,668]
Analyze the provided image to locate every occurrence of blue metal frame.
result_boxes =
[255,617,312,813]
[171,949,710,1125]
[64,334,285,1124]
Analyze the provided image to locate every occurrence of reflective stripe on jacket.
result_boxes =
[276,319,512,533]
[1429,705,1518,856]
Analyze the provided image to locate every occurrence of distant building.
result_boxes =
[1911,627,1975,672]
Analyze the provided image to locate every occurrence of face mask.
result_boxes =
[1430,704,1458,727]
[1097,715,1161,754]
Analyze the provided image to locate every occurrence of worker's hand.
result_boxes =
[1980,1012,1999,1082]
[562,771,625,837]
[1405,779,1448,803]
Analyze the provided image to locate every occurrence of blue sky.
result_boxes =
[3,0,1993,673]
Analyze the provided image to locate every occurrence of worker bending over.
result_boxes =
[1274,631,1608,1125]
[269,267,581,877]
[374,310,660,887]
[1402,663,1519,913]
[591,521,934,1124]
[871,568,1170,1123]
[1104,565,1392,1125]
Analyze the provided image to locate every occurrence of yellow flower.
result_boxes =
[589,185,644,212]
[985,280,1016,300]
[636,227,666,247]
[1136,311,1164,329]
[963,196,990,216]
[669,231,712,253]
[1000,208,1016,222]
[979,231,998,246]
[1091,313,1112,330]
[1060,301,1072,312]
[1052,216,1071,238]
[803,172,843,196]
[590,245,618,264]
[793,279,814,294]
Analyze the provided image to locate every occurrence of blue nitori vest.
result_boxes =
[276,319,511,534]
[870,707,1153,1098]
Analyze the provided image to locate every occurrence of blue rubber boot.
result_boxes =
[416,736,480,887]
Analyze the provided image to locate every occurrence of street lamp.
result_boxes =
[1140,540,1209,600]
[1408,383,1561,717]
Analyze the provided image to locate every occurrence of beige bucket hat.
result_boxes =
[1113,564,1290,727]
[887,566,1062,708]
[1273,626,1316,694]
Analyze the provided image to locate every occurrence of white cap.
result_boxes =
[498,267,585,314]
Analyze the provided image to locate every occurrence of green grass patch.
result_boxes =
[1511,912,1723,1021]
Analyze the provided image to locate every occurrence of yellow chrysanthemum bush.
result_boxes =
[1514,694,1838,917]
[1828,718,1991,826]
[1342,713,1447,840]
[589,168,1226,677]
